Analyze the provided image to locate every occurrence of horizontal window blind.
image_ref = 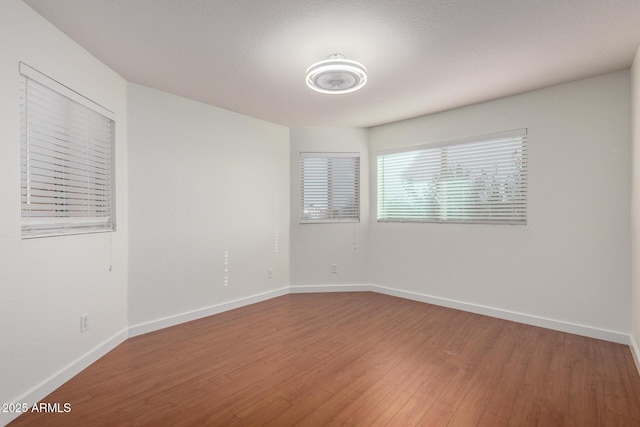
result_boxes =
[377,129,527,224]
[20,63,116,238]
[300,153,360,223]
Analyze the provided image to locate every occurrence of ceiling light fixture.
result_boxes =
[306,54,367,95]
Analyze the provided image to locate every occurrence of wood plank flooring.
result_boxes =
[9,292,640,426]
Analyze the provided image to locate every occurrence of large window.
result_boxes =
[377,129,527,224]
[20,63,116,238]
[300,153,360,223]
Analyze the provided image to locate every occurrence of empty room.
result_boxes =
[3,0,640,425]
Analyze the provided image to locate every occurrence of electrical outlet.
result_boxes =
[268,268,274,279]
[331,264,338,274]
[80,313,89,333]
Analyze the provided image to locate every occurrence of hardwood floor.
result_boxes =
[9,292,640,426]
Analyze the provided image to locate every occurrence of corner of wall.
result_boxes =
[631,333,640,375]
[631,43,640,374]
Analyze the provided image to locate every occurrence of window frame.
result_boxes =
[376,129,527,225]
[20,62,116,239]
[299,152,360,224]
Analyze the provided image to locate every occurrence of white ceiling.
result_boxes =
[23,0,640,128]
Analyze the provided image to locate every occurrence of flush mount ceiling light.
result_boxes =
[306,54,367,95]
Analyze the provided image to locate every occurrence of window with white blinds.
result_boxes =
[377,129,527,224]
[300,153,360,223]
[20,63,116,238]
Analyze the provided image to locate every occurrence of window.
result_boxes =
[20,63,115,238]
[377,129,527,224]
[300,153,360,223]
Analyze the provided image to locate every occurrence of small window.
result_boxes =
[300,153,360,223]
[20,63,115,238]
[377,129,527,224]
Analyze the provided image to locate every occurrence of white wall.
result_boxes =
[290,128,370,286]
[127,83,290,328]
[368,71,631,336]
[1,2,637,421]
[0,0,128,422]
[631,45,640,363]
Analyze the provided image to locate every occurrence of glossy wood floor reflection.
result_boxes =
[10,292,640,426]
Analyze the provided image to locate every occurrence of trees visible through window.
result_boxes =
[377,130,527,224]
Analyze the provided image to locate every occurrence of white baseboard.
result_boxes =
[290,283,631,345]
[373,284,630,344]
[630,334,640,375]
[128,287,290,337]
[1,328,128,427]
[289,284,373,293]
